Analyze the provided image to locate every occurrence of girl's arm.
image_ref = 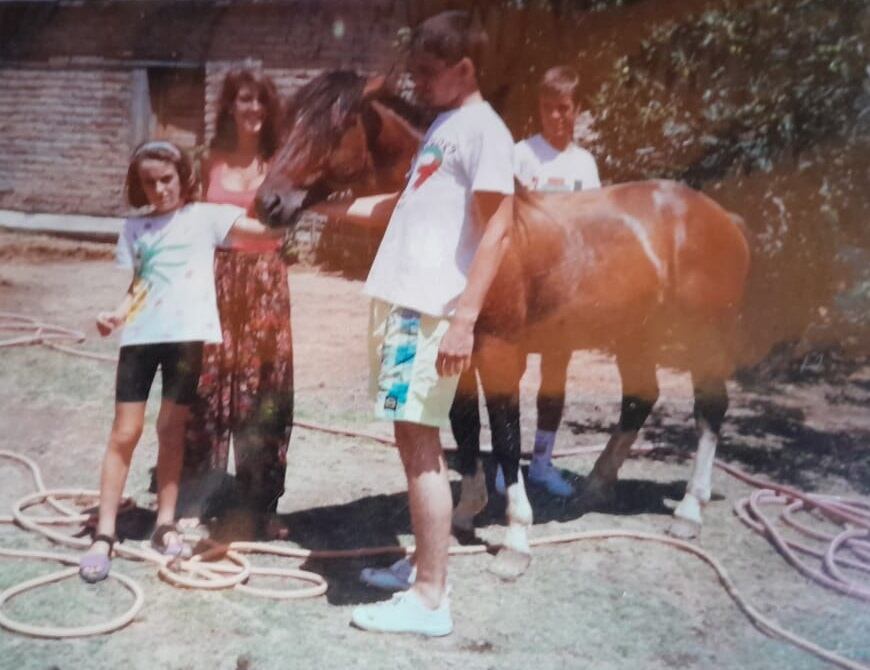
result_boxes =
[225,216,286,245]
[226,191,399,244]
[96,276,141,336]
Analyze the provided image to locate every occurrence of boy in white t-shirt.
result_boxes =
[315,11,514,636]
[514,65,601,194]
[496,66,602,497]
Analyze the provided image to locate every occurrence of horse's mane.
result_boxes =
[282,71,432,177]
[368,88,433,131]
[282,71,367,176]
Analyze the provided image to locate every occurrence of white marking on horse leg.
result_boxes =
[452,459,488,532]
[504,473,532,554]
[686,419,718,504]
[490,472,533,580]
[670,496,702,539]
[672,419,718,528]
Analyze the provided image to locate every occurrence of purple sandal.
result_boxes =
[79,534,115,584]
[150,523,189,558]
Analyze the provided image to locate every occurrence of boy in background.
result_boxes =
[503,66,602,497]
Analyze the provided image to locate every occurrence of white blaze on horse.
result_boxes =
[256,71,751,578]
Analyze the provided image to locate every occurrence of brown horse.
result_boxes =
[256,71,751,577]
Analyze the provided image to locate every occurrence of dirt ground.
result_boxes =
[0,230,868,670]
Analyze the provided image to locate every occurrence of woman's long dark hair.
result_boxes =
[211,68,282,160]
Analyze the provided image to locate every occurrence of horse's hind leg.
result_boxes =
[477,338,532,580]
[669,376,727,539]
[449,367,487,532]
[581,349,658,508]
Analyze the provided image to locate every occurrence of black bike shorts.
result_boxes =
[115,341,204,405]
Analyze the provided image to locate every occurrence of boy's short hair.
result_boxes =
[125,140,198,208]
[539,66,581,104]
[410,10,488,71]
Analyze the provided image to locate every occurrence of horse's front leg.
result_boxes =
[477,337,532,580]
[449,366,488,532]
[669,377,727,539]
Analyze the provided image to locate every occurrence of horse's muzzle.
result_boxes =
[255,188,306,229]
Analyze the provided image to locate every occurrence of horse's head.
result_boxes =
[256,70,423,228]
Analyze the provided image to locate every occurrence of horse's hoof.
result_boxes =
[667,516,701,540]
[488,547,531,581]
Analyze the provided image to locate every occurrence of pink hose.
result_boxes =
[1,312,868,666]
[0,312,115,362]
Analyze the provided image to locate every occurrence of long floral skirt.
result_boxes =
[183,249,294,515]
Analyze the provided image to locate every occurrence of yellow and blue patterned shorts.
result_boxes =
[368,299,460,428]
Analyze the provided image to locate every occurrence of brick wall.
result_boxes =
[0,2,405,218]
[0,67,133,215]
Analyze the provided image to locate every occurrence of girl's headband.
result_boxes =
[132,140,183,161]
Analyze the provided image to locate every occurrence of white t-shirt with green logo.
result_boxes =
[514,134,600,192]
[364,101,515,317]
[115,202,242,346]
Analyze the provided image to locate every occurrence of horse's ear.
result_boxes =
[363,75,386,100]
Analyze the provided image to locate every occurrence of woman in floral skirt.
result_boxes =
[182,68,293,539]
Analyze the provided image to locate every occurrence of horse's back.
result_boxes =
[608,180,751,375]
[512,180,750,366]
[589,180,749,311]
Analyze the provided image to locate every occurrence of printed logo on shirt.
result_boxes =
[411,145,444,189]
[126,232,190,324]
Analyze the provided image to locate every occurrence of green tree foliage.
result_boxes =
[591,0,867,183]
[586,0,869,358]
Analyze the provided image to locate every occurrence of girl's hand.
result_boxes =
[96,311,124,337]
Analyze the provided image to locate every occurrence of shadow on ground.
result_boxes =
[251,467,682,606]
[563,363,870,494]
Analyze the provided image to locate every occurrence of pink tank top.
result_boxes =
[205,160,260,214]
[205,159,279,253]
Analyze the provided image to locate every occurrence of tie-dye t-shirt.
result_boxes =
[364,101,514,317]
[115,202,242,346]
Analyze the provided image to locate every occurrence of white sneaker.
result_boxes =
[359,557,415,591]
[351,589,453,636]
[495,465,506,495]
[528,463,573,497]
